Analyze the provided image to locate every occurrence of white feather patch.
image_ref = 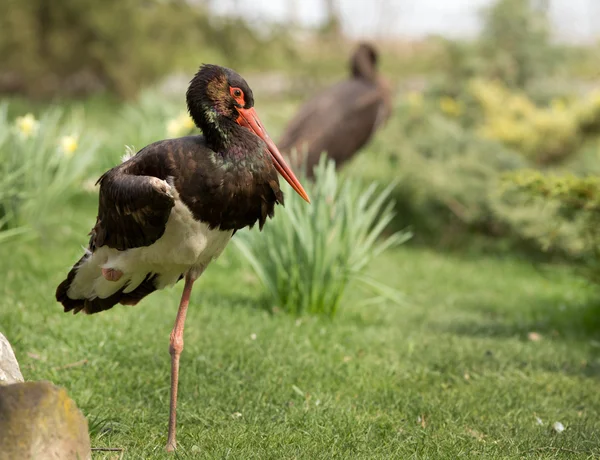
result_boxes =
[121,145,137,163]
[67,195,233,301]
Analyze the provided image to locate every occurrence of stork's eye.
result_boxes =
[229,87,245,106]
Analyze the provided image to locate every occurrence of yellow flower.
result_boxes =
[439,96,462,117]
[60,135,78,156]
[15,113,39,138]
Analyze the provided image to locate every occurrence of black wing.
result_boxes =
[89,170,175,251]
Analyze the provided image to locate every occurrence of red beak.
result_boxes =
[236,107,310,203]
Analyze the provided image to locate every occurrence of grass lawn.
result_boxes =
[1,195,600,459]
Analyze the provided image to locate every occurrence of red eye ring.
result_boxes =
[230,87,245,106]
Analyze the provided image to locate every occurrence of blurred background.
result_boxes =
[4,0,599,258]
[3,0,600,300]
[2,0,600,306]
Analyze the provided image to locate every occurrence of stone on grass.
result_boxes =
[552,421,565,433]
[0,332,24,385]
[0,381,91,460]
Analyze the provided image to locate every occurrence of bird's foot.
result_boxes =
[165,440,176,453]
[150,177,174,198]
[101,267,123,282]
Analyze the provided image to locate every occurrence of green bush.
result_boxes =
[468,79,582,165]
[0,0,304,100]
[233,157,410,317]
[0,0,296,99]
[365,88,600,252]
[349,106,526,241]
[0,0,200,98]
[500,169,600,280]
[0,104,97,241]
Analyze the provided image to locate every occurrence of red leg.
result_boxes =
[165,273,196,452]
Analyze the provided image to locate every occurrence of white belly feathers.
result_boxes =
[67,196,233,301]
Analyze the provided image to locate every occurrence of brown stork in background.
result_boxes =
[55,64,310,452]
[278,42,393,177]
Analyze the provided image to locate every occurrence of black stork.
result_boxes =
[278,42,392,177]
[55,64,310,452]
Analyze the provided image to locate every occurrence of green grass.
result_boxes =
[1,195,600,459]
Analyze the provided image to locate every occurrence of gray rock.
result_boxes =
[0,381,92,460]
[0,332,23,385]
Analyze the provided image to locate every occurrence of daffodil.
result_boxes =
[15,113,39,138]
[60,134,78,156]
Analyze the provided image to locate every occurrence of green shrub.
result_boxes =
[359,91,600,252]
[498,170,600,271]
[469,79,581,165]
[233,157,410,317]
[427,78,600,167]
[0,0,302,100]
[0,104,97,241]
[348,106,526,241]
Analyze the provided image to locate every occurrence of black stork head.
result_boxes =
[186,64,310,203]
[350,42,379,81]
